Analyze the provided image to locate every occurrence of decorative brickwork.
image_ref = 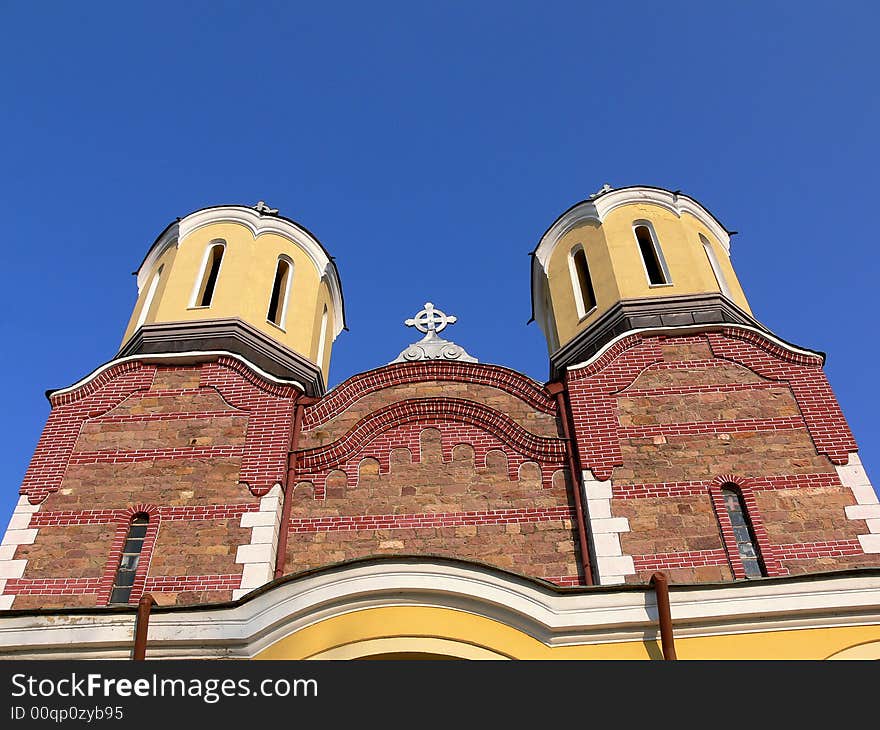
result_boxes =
[568,328,879,585]
[296,398,566,496]
[286,431,581,584]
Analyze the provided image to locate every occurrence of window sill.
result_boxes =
[187,305,212,310]
[648,282,674,289]
[266,319,287,333]
[577,306,598,324]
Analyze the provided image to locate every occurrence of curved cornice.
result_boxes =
[533,186,732,273]
[46,350,305,405]
[1,560,879,658]
[304,360,555,429]
[565,322,825,374]
[298,397,566,472]
[135,205,346,337]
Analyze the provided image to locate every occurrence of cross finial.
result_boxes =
[589,183,613,199]
[404,302,457,337]
[254,200,279,216]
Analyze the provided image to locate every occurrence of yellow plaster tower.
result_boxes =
[531,185,757,376]
[119,202,345,395]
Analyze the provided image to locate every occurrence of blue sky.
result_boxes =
[1,2,878,526]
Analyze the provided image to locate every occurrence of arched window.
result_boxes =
[193,242,225,308]
[720,486,765,578]
[109,514,149,604]
[568,245,596,318]
[136,265,163,329]
[316,305,329,368]
[633,223,671,286]
[700,234,732,298]
[267,256,294,327]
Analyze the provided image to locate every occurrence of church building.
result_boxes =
[1,186,879,659]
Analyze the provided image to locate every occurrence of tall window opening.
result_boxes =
[700,234,732,298]
[316,305,329,368]
[109,514,149,604]
[569,246,597,317]
[721,486,765,578]
[136,265,163,329]
[195,243,224,307]
[633,224,670,286]
[267,257,293,327]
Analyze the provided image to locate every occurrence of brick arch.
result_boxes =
[302,361,556,429]
[298,398,566,474]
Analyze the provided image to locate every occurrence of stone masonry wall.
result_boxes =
[1,360,297,609]
[567,330,880,585]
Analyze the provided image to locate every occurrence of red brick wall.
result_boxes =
[8,360,295,608]
[567,331,879,584]
[286,362,583,585]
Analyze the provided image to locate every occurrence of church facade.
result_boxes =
[1,187,879,659]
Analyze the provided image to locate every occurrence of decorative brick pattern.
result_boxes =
[707,329,856,464]
[287,506,575,533]
[20,363,157,503]
[612,473,842,499]
[297,398,567,497]
[618,415,804,439]
[199,358,297,496]
[286,432,581,583]
[303,361,556,428]
[632,549,729,571]
[144,574,242,592]
[5,577,104,595]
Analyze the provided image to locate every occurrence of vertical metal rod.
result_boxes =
[132,593,156,661]
[546,381,594,585]
[651,572,677,660]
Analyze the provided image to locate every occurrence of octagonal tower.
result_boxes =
[531,185,758,377]
[119,202,345,395]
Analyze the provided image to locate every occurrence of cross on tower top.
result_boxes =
[254,200,279,216]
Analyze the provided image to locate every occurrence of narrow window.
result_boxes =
[721,486,765,578]
[109,515,149,604]
[569,246,597,317]
[195,243,224,307]
[267,257,293,327]
[316,305,329,367]
[700,234,732,298]
[136,265,163,329]
[634,224,670,286]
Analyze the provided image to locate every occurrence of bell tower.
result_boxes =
[531,185,757,377]
[119,201,345,395]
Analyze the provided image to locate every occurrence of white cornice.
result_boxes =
[136,206,345,338]
[534,187,732,271]
[48,350,305,400]
[565,322,824,372]
[0,561,877,659]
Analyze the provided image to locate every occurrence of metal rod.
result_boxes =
[546,381,594,586]
[651,572,677,660]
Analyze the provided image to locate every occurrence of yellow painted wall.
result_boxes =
[121,220,334,375]
[545,202,752,352]
[254,605,880,660]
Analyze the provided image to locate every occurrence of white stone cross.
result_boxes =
[254,200,279,215]
[404,302,457,336]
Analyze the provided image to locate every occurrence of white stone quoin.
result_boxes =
[0,496,42,610]
[581,470,634,584]
[838,453,880,554]
[234,484,284,600]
